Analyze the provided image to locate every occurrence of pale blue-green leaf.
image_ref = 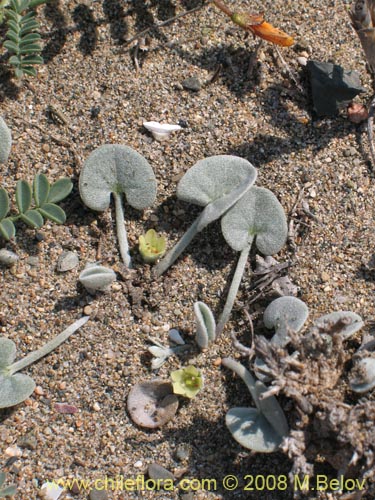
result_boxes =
[33,173,50,206]
[47,178,72,203]
[0,219,16,240]
[226,407,283,452]
[15,179,32,213]
[21,209,44,228]
[0,188,10,219]
[38,203,66,224]
[314,311,363,340]
[0,338,16,367]
[0,373,35,408]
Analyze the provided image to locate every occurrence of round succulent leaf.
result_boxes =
[38,203,66,224]
[15,179,32,214]
[221,187,287,254]
[314,311,363,340]
[79,144,157,212]
[226,407,283,452]
[20,209,44,228]
[33,173,50,207]
[177,155,257,207]
[0,219,16,240]
[0,188,10,220]
[0,485,17,497]
[264,297,309,347]
[0,373,35,408]
[127,380,178,429]
[46,178,73,203]
[0,338,16,368]
[350,358,375,393]
[0,116,12,164]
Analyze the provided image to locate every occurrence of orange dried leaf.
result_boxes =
[231,12,265,28]
[249,21,294,47]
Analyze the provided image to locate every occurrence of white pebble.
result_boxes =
[134,460,143,468]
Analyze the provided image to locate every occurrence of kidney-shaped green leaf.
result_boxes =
[221,187,287,254]
[177,155,257,207]
[0,219,16,240]
[38,203,66,224]
[226,407,284,452]
[21,209,44,228]
[264,296,309,347]
[0,373,35,409]
[314,311,363,340]
[79,144,157,212]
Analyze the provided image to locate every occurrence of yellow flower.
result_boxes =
[139,229,166,264]
[171,366,203,399]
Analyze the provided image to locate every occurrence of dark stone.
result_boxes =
[306,60,365,116]
[182,77,202,92]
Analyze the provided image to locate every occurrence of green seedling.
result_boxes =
[0,117,12,164]
[139,229,166,264]
[222,357,289,452]
[2,0,49,78]
[254,296,309,381]
[216,187,288,335]
[0,173,73,241]
[79,144,157,268]
[194,301,216,349]
[79,264,116,293]
[171,365,203,399]
[0,316,89,408]
[154,155,257,276]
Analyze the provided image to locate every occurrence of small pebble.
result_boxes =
[297,56,307,66]
[321,271,330,282]
[93,402,101,411]
[41,143,50,153]
[83,305,93,315]
[26,256,39,267]
[5,446,22,457]
[34,386,44,396]
[89,488,108,500]
[182,77,202,91]
[213,357,222,367]
[175,444,190,461]
[148,463,175,482]
[0,249,19,266]
[57,251,79,272]
[134,460,143,468]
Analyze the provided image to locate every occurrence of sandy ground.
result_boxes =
[1,0,375,499]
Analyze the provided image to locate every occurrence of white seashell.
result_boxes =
[143,121,182,141]
[79,265,116,293]
[168,328,185,345]
[40,482,64,500]
[0,249,19,266]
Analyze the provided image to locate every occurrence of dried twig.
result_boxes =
[367,93,375,169]
[124,4,205,47]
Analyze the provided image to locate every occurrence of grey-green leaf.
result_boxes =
[21,209,44,228]
[0,485,17,497]
[264,296,309,347]
[194,301,216,349]
[0,373,35,409]
[33,173,50,206]
[0,188,10,219]
[226,407,283,452]
[350,358,375,393]
[47,178,73,203]
[0,219,16,240]
[0,338,16,368]
[79,144,157,211]
[38,203,66,224]
[0,117,12,164]
[314,311,364,340]
[221,186,288,254]
[15,179,32,213]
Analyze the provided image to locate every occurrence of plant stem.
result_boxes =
[216,244,251,336]
[9,316,89,375]
[113,191,132,268]
[154,215,202,277]
[221,357,259,408]
[211,0,233,17]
